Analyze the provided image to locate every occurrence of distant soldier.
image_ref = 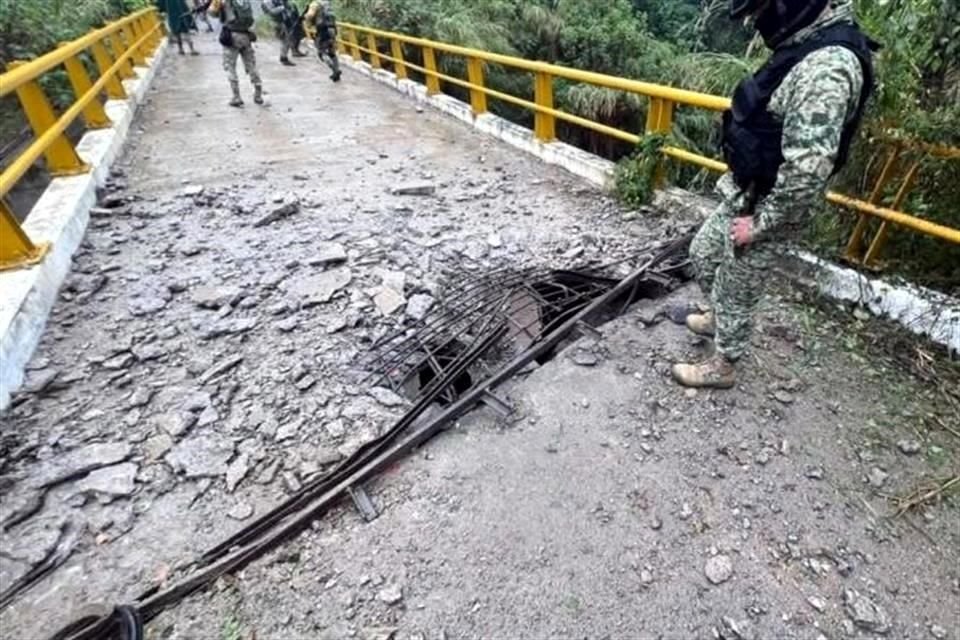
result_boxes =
[156,0,199,55]
[672,0,876,388]
[209,0,264,107]
[304,0,341,81]
[262,0,301,66]
[192,0,215,33]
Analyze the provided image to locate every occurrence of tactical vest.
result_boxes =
[721,22,876,197]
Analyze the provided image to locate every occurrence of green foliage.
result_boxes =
[614,133,670,207]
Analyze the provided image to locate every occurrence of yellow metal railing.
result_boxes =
[0,7,164,272]
[339,22,960,267]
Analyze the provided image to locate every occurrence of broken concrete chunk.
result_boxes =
[226,453,251,493]
[75,463,139,502]
[843,588,891,634]
[369,387,406,407]
[165,435,234,478]
[34,443,132,488]
[405,293,435,321]
[704,554,733,585]
[254,197,300,227]
[373,287,405,316]
[192,285,243,310]
[390,181,435,196]
[308,242,348,267]
[283,268,352,307]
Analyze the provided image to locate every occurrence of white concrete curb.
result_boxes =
[342,54,960,355]
[0,39,170,411]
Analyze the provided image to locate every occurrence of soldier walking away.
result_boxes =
[672,0,877,389]
[157,0,199,55]
[304,0,341,81]
[192,0,215,33]
[209,0,265,107]
[262,0,299,66]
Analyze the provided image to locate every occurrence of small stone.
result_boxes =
[277,316,300,333]
[806,466,825,480]
[572,350,598,367]
[256,460,281,485]
[377,585,404,605]
[868,467,889,489]
[705,554,733,585]
[807,596,827,612]
[132,343,167,362]
[296,375,317,392]
[314,447,343,466]
[755,449,771,466]
[144,434,174,462]
[199,355,244,383]
[129,386,153,408]
[227,502,254,520]
[649,517,663,531]
[282,471,302,493]
[275,419,302,441]
[391,181,435,196]
[897,439,921,455]
[679,503,694,520]
[226,453,251,492]
[192,285,243,310]
[22,368,61,394]
[75,462,139,502]
[363,628,398,640]
[182,184,204,197]
[843,589,890,634]
[103,353,134,370]
[684,388,698,399]
[370,387,405,407]
[773,390,795,405]
[201,318,258,340]
[307,242,348,266]
[929,624,948,639]
[254,197,300,227]
[374,287,405,316]
[34,442,132,487]
[325,419,346,438]
[155,411,197,438]
[283,268,352,307]
[406,293,435,321]
[640,569,654,585]
[165,435,234,478]
[197,404,219,427]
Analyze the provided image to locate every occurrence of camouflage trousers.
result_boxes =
[689,201,780,361]
[222,32,262,87]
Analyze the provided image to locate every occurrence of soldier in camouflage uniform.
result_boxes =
[209,0,265,107]
[673,0,876,388]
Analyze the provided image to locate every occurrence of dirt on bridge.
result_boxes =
[1,32,958,640]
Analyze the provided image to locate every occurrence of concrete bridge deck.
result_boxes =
[1,31,958,640]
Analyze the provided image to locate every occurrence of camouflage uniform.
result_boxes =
[222,32,262,86]
[691,0,865,361]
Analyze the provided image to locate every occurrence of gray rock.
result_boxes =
[282,471,302,493]
[192,285,243,309]
[129,386,153,408]
[572,350,598,367]
[391,181,435,196]
[35,442,132,488]
[308,242,348,266]
[277,316,300,333]
[807,595,827,612]
[182,184,204,197]
[773,390,795,405]
[199,356,244,383]
[930,624,948,639]
[406,293,435,321]
[377,584,404,605]
[103,353,134,370]
[325,419,346,439]
[132,343,167,362]
[843,588,890,634]
[315,447,343,466]
[374,287,405,316]
[705,554,733,585]
[201,317,258,340]
[897,439,922,455]
[226,453,251,493]
[75,463,139,502]
[227,502,254,520]
[143,434,174,462]
[806,466,825,480]
[296,375,317,392]
[254,197,300,227]
[165,435,234,478]
[197,404,219,427]
[370,387,405,407]
[283,268,352,307]
[363,628,398,640]
[868,467,889,489]
[275,419,302,441]
[22,368,60,394]
[129,288,171,316]
[155,412,198,438]
[639,569,654,585]
[256,460,281,485]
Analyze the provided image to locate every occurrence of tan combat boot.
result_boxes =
[685,311,715,336]
[253,84,264,105]
[671,353,736,389]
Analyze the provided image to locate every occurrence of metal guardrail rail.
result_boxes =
[338,22,960,267]
[0,7,164,272]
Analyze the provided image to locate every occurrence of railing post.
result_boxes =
[423,46,440,95]
[123,21,146,66]
[863,160,921,266]
[91,40,127,99]
[347,29,361,60]
[108,32,136,78]
[366,33,380,69]
[390,38,407,79]
[62,53,111,129]
[7,61,88,176]
[844,145,899,263]
[534,71,555,142]
[466,56,487,115]
[644,97,675,187]
[0,200,50,272]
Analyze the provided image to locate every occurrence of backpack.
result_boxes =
[229,0,255,30]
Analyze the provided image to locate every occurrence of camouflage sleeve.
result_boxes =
[753,46,864,239]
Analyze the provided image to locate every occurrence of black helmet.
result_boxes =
[732,0,830,47]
